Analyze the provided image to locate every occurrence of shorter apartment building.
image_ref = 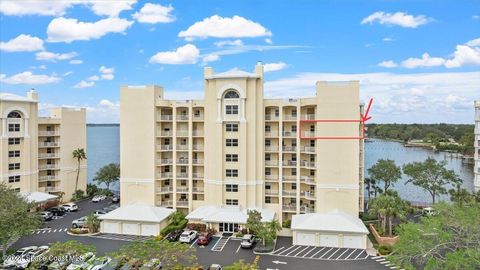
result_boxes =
[0,90,87,201]
[475,100,480,191]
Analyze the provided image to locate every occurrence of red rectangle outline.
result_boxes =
[299,118,366,140]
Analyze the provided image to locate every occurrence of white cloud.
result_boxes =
[150,44,200,64]
[382,37,394,42]
[99,99,116,108]
[87,0,137,17]
[361,11,431,28]
[0,34,44,52]
[88,75,100,81]
[178,15,272,41]
[132,3,175,24]
[69,59,83,65]
[99,66,115,80]
[0,71,60,84]
[473,15,480,20]
[214,39,243,48]
[202,54,220,64]
[263,62,287,72]
[265,38,273,44]
[74,80,95,88]
[401,53,445,68]
[378,60,398,68]
[35,51,78,61]
[30,65,47,70]
[47,17,134,43]
[63,71,73,77]
[466,38,480,47]
[444,45,480,68]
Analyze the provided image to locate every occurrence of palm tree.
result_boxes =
[72,148,87,192]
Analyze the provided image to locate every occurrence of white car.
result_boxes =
[3,246,37,267]
[422,207,436,216]
[88,256,112,270]
[62,203,79,212]
[66,252,95,270]
[93,210,107,216]
[15,246,49,269]
[179,230,198,243]
[91,195,106,202]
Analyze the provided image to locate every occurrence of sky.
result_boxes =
[0,0,479,123]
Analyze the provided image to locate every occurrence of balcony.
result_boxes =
[192,130,204,137]
[176,172,188,179]
[282,190,297,197]
[157,145,173,151]
[176,130,189,137]
[39,142,60,147]
[301,191,316,199]
[39,164,60,170]
[38,131,60,136]
[282,175,297,182]
[38,153,59,159]
[158,186,173,193]
[157,158,172,165]
[302,131,316,138]
[300,176,315,184]
[265,175,279,181]
[177,115,189,121]
[193,115,204,121]
[282,205,296,212]
[177,186,189,193]
[177,200,188,207]
[158,114,173,121]
[192,187,204,193]
[176,145,188,151]
[160,200,173,207]
[300,161,315,168]
[158,172,172,179]
[300,206,315,213]
[265,146,279,152]
[283,115,297,121]
[158,131,172,137]
[265,115,279,121]
[282,131,297,137]
[177,158,189,164]
[265,160,278,166]
[265,189,279,196]
[41,186,61,193]
[192,159,204,165]
[38,175,59,182]
[302,146,315,153]
[282,146,296,152]
[302,114,315,120]
[193,144,204,151]
[193,172,204,178]
[282,160,297,167]
[265,131,278,137]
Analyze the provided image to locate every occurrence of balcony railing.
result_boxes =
[192,130,204,136]
[282,146,296,152]
[193,115,204,121]
[38,175,59,182]
[159,186,173,193]
[39,153,59,159]
[302,114,315,120]
[302,131,316,137]
[176,172,188,178]
[192,159,204,165]
[39,164,60,170]
[282,175,297,182]
[300,176,315,184]
[158,172,172,178]
[160,200,173,207]
[265,160,278,166]
[300,161,315,168]
[177,158,189,164]
[192,187,204,193]
[265,131,278,137]
[300,206,315,213]
[301,191,316,199]
[282,205,296,211]
[265,146,279,152]
[39,142,60,147]
[38,131,60,136]
[158,145,173,151]
[177,200,188,207]
[283,115,297,121]
[176,130,189,136]
[177,115,189,121]
[193,145,204,151]
[177,186,189,193]
[159,131,172,137]
[265,189,278,195]
[282,131,297,137]
[158,158,172,165]
[176,145,188,150]
[282,190,297,196]
[282,160,297,167]
[42,186,61,192]
[302,146,315,153]
[265,175,279,181]
[159,115,173,121]
[193,173,204,178]
[265,115,279,121]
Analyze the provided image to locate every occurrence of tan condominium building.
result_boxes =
[475,100,480,191]
[115,63,368,247]
[0,90,87,201]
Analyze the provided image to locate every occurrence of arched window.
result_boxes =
[7,111,22,118]
[224,90,239,99]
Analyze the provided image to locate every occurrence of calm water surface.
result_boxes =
[87,126,474,203]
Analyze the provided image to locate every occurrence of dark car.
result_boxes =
[47,206,65,216]
[111,196,120,203]
[166,230,183,242]
[197,232,213,246]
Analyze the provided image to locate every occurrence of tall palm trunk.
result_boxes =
[75,158,80,191]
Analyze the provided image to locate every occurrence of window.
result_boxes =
[193,194,198,200]
[180,180,187,186]
[180,166,187,173]
[225,105,239,115]
[310,155,315,162]
[226,123,238,132]
[226,199,239,205]
[265,125,271,132]
[292,109,297,117]
[194,110,201,117]
[8,175,20,183]
[8,124,20,132]
[292,125,297,132]
[8,151,20,157]
[226,184,238,192]
[226,169,238,177]
[265,184,271,190]
[275,109,279,117]
[265,197,271,203]
[265,139,271,146]
[9,163,20,170]
[224,90,240,99]
[310,125,315,132]
[265,154,271,161]
[226,154,238,162]
[7,111,21,118]
[164,138,170,145]
[164,166,170,173]
[8,138,20,145]
[310,140,315,147]
[310,170,315,176]
[14,188,20,192]
[226,139,238,147]
[164,194,170,199]
[265,168,271,175]
[165,180,170,186]
[292,168,297,176]
[292,183,297,190]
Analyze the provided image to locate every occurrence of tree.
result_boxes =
[246,210,281,246]
[365,177,381,202]
[403,158,462,204]
[93,163,120,191]
[72,148,87,191]
[224,259,259,270]
[368,159,402,192]
[368,190,408,236]
[0,183,42,258]
[390,203,480,270]
[160,211,188,236]
[85,214,101,233]
[448,184,475,206]
[246,210,263,235]
[109,239,197,269]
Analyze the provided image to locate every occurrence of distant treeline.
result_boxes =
[87,123,120,127]
[366,123,475,154]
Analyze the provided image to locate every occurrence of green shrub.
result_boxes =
[282,219,291,228]
[378,245,392,255]
[160,219,188,236]
[71,189,85,201]
[69,228,89,234]
[86,184,99,197]
[186,223,206,232]
[254,243,275,253]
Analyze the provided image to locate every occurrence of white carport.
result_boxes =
[20,191,57,204]
[291,209,369,249]
[99,202,174,236]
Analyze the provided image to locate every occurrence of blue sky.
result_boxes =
[0,0,479,123]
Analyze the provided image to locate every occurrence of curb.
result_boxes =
[66,231,101,237]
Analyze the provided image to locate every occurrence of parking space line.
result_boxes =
[236,243,242,253]
[354,250,365,260]
[285,246,302,256]
[345,248,357,259]
[42,231,46,234]
[302,247,317,257]
[272,246,285,254]
[277,245,296,256]
[380,261,389,264]
[190,238,198,248]
[336,248,350,260]
[293,246,310,257]
[327,248,341,260]
[319,247,334,259]
[310,247,326,258]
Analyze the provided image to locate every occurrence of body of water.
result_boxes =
[87,126,475,203]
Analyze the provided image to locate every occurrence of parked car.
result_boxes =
[47,254,74,270]
[92,195,106,203]
[166,230,183,242]
[72,216,87,228]
[111,196,120,203]
[2,246,37,267]
[62,203,79,212]
[38,211,53,221]
[93,210,107,216]
[179,230,198,243]
[66,252,95,270]
[88,256,112,270]
[47,206,66,216]
[102,258,126,270]
[240,234,256,249]
[207,264,222,270]
[139,258,162,270]
[422,207,436,216]
[197,232,213,246]
[15,245,49,269]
